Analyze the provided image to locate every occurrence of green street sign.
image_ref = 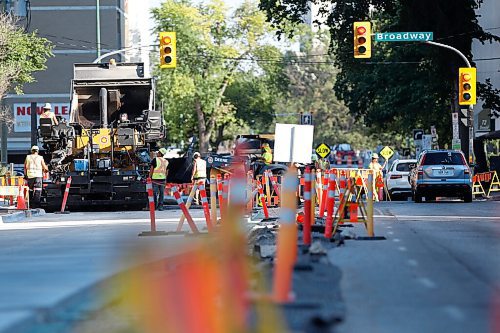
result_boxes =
[375,32,433,42]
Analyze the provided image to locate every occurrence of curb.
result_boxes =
[1,209,46,223]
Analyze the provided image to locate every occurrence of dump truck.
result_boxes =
[38,62,166,211]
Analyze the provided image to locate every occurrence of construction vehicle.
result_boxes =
[205,134,287,177]
[38,62,165,211]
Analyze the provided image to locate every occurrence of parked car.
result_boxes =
[385,159,417,199]
[330,143,356,163]
[409,150,472,203]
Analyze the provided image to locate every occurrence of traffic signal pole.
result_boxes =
[425,41,475,165]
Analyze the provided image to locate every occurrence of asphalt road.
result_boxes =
[2,200,499,332]
[0,209,209,333]
[331,200,500,333]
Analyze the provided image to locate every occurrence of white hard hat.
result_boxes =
[43,103,52,110]
[193,152,201,158]
[372,153,379,159]
[31,145,39,151]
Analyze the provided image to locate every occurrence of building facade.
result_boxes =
[472,0,500,136]
[2,0,132,163]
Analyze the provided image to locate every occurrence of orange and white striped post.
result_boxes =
[210,173,218,227]
[303,167,312,246]
[198,181,213,231]
[256,179,270,219]
[319,169,329,217]
[273,166,298,303]
[324,171,336,238]
[217,174,226,222]
[59,176,72,214]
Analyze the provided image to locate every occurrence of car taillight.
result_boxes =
[390,175,402,179]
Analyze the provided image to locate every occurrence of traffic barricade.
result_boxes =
[176,182,199,232]
[472,174,486,198]
[172,185,200,234]
[139,178,169,236]
[487,171,500,197]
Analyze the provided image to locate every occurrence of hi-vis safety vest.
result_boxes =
[262,151,273,165]
[25,154,44,178]
[193,158,207,178]
[152,157,168,180]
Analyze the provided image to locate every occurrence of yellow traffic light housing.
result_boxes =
[354,21,371,58]
[458,67,476,105]
[159,32,177,69]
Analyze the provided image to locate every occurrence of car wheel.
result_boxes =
[414,190,422,203]
[464,190,473,203]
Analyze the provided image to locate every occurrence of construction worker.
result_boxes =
[40,103,58,125]
[24,146,49,207]
[256,142,273,175]
[191,152,207,205]
[369,153,386,197]
[149,148,169,211]
[368,153,386,174]
[315,156,330,171]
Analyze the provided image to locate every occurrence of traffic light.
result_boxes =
[354,21,371,58]
[458,67,476,105]
[159,32,176,69]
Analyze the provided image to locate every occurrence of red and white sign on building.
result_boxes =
[14,103,70,132]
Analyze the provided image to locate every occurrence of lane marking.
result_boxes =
[387,231,394,235]
[0,218,207,230]
[394,215,500,220]
[443,306,465,321]
[417,277,436,289]
[392,238,401,242]
[407,259,418,267]
[398,246,407,252]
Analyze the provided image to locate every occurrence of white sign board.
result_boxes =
[452,113,459,140]
[274,123,314,163]
[13,103,70,132]
[422,134,432,150]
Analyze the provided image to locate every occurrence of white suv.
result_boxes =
[385,159,417,200]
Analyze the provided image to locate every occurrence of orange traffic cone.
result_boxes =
[16,186,27,210]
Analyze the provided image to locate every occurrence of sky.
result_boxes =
[127,0,247,71]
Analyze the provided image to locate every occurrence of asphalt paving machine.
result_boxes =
[38,62,165,210]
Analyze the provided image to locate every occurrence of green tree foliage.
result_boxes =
[153,0,284,152]
[0,14,53,124]
[258,0,500,145]
[273,29,375,149]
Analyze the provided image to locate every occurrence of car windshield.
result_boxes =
[423,152,464,165]
[336,144,352,151]
[395,162,412,172]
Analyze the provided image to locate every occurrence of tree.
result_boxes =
[258,0,500,145]
[0,14,53,127]
[153,0,284,152]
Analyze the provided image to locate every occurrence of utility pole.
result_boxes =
[96,0,101,58]
[425,41,474,165]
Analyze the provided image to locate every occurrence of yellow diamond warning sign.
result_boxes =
[379,146,394,160]
[315,143,331,159]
